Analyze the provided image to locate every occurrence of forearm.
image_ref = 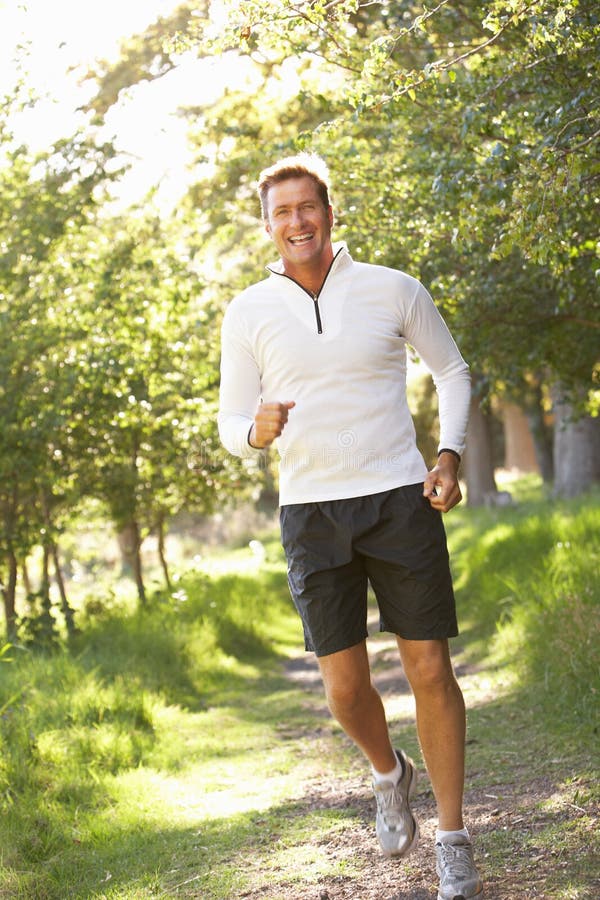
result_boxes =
[435,366,471,456]
[218,306,264,459]
[403,282,471,455]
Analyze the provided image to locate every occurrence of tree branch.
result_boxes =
[557,127,600,156]
[380,2,537,104]
[289,3,355,57]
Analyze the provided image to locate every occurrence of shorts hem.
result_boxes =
[380,625,459,641]
[310,632,369,658]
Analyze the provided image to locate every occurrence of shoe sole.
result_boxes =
[437,890,483,900]
[383,754,419,859]
[437,883,484,900]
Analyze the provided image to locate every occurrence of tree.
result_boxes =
[193,2,596,453]
[463,377,500,506]
[2,2,596,637]
[0,39,277,637]
[552,388,600,497]
[49,211,249,604]
[74,1,600,500]
[0,80,121,638]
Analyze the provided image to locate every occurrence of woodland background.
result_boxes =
[1,0,598,638]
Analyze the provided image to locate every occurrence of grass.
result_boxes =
[443,476,599,899]
[449,477,599,729]
[0,552,331,899]
[0,477,598,898]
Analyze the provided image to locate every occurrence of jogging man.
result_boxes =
[218,153,483,900]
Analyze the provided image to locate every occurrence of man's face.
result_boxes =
[264,176,334,277]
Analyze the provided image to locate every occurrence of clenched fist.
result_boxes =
[423,452,462,512]
[249,401,296,449]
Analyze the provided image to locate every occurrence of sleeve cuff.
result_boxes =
[438,447,461,463]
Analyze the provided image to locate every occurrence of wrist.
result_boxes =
[438,447,461,464]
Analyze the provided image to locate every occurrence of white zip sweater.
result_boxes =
[218,243,470,505]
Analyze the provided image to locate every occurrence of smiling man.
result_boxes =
[218,153,483,900]
[264,172,334,292]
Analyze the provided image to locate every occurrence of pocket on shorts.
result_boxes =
[383,484,449,579]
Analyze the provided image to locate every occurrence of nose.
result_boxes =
[290,207,304,227]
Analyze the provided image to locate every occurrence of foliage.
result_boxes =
[449,482,600,721]
[0,79,249,627]
[135,0,599,402]
[2,1,599,630]
[81,2,209,117]
[0,83,122,635]
[51,212,242,548]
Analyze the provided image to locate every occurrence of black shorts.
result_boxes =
[279,484,458,657]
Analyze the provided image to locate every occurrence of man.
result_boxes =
[218,153,483,900]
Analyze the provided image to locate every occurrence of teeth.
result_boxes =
[289,233,313,244]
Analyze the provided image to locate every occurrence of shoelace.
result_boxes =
[376,783,405,825]
[438,842,475,880]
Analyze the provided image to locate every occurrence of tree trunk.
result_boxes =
[502,402,539,473]
[257,453,279,513]
[51,541,77,638]
[463,379,498,506]
[156,516,172,592]
[41,543,50,604]
[38,543,57,643]
[523,383,554,483]
[21,559,33,596]
[39,490,77,637]
[1,548,18,642]
[118,520,147,605]
[552,389,600,498]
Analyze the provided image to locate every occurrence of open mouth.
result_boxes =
[288,232,314,245]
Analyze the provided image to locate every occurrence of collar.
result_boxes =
[266,241,352,277]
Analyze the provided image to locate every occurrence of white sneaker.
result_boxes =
[436,834,483,899]
[373,749,419,857]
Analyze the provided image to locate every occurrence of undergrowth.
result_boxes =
[0,480,598,898]
[449,484,599,732]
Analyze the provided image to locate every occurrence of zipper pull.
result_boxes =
[313,294,323,334]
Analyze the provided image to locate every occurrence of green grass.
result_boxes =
[0,479,598,898]
[449,480,599,730]
[0,556,309,898]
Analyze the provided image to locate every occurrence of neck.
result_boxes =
[283,250,335,296]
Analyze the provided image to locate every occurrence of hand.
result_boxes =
[249,401,296,449]
[423,452,462,512]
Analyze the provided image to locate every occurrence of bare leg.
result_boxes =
[317,640,397,774]
[397,637,466,830]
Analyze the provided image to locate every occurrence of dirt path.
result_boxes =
[238,626,598,900]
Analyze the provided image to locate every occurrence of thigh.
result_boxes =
[280,502,369,657]
[358,484,458,640]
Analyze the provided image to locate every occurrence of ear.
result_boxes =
[328,205,334,228]
[264,219,273,239]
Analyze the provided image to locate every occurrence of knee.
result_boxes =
[404,649,456,694]
[325,676,372,714]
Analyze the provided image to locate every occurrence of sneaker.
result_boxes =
[436,834,483,899]
[373,749,419,857]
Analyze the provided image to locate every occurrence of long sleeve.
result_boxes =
[216,248,469,504]
[217,302,265,460]
[402,282,471,456]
